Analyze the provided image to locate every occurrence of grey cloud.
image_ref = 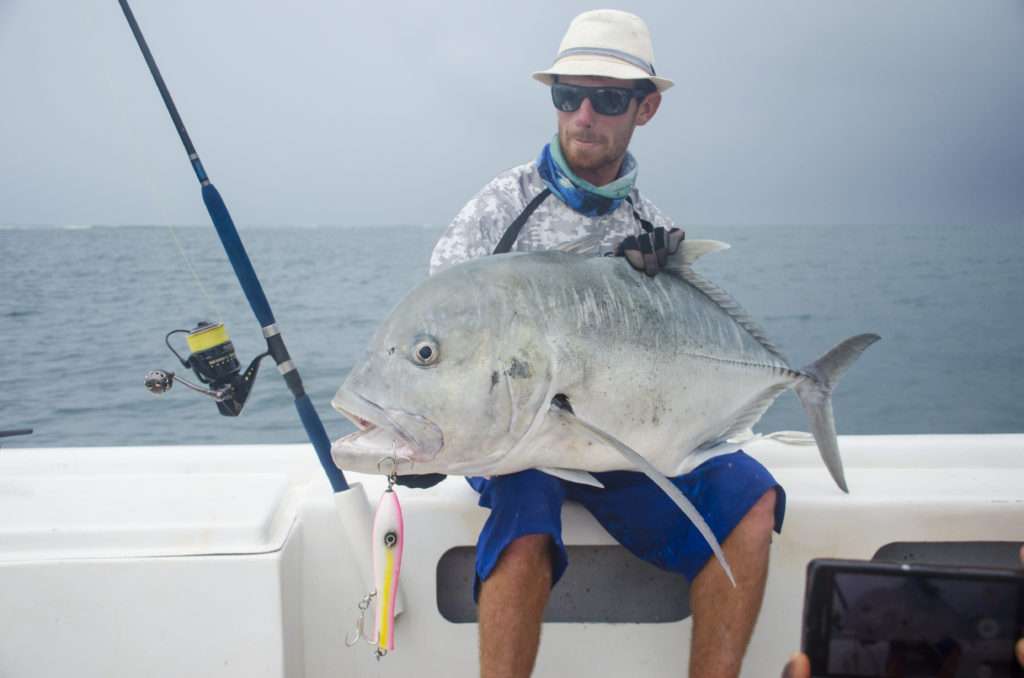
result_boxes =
[0,0,1020,228]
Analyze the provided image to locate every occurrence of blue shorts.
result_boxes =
[468,451,785,600]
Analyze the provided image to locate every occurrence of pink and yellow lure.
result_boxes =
[371,486,403,656]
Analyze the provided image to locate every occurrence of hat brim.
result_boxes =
[532,55,673,92]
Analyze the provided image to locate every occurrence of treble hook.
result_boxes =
[344,591,378,647]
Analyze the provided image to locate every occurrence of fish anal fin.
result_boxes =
[704,384,790,449]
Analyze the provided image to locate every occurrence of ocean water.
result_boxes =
[0,223,1021,449]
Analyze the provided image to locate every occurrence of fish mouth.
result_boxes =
[330,389,444,474]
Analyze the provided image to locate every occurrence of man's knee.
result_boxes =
[494,534,554,581]
[739,487,777,539]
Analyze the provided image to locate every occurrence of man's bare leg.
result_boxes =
[689,489,777,678]
[478,534,553,678]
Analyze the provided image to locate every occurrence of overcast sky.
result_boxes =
[1,1,1021,228]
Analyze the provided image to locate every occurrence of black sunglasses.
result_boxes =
[550,82,652,116]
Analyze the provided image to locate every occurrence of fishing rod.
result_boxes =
[119,0,348,492]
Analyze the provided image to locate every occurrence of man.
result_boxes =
[424,10,785,678]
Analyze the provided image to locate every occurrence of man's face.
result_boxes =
[555,75,661,183]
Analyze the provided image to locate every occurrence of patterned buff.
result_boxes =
[537,135,638,217]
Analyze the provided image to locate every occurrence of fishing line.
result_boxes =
[139,138,225,324]
[101,21,223,323]
[165,221,223,322]
[139,149,225,322]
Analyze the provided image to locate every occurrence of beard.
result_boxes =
[558,124,635,183]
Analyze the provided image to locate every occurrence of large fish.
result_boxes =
[331,240,878,582]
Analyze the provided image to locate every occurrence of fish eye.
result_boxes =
[412,336,440,367]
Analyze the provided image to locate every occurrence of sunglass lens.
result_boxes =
[590,88,631,115]
[551,84,583,112]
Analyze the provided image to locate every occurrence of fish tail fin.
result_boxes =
[794,333,881,493]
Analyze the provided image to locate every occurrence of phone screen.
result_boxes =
[809,564,1024,677]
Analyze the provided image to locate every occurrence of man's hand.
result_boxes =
[394,473,447,489]
[781,652,810,678]
[614,227,684,277]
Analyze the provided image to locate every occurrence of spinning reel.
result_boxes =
[144,321,268,416]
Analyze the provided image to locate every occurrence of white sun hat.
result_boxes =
[532,9,673,92]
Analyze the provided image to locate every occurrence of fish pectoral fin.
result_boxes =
[539,467,605,488]
[546,404,736,587]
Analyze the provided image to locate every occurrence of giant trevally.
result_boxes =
[331,240,879,583]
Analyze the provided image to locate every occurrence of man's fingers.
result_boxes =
[667,228,685,254]
[782,652,810,678]
[653,228,667,268]
[615,235,639,256]
[638,233,654,256]
[638,233,659,276]
[624,249,645,271]
[643,250,659,276]
[616,229,685,276]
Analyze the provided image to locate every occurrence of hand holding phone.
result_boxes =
[799,558,1024,678]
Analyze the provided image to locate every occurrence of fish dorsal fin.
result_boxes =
[555,234,604,256]
[671,238,731,265]
[665,240,788,362]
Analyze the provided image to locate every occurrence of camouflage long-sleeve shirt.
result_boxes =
[429,160,676,275]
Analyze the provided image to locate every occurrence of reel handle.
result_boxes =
[144,369,230,401]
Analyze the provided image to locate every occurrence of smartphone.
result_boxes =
[802,558,1024,678]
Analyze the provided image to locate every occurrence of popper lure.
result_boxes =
[347,472,404,660]
[372,484,403,655]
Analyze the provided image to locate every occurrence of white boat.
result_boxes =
[1,434,1021,677]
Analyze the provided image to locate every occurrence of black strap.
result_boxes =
[624,195,655,233]
[492,188,551,255]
